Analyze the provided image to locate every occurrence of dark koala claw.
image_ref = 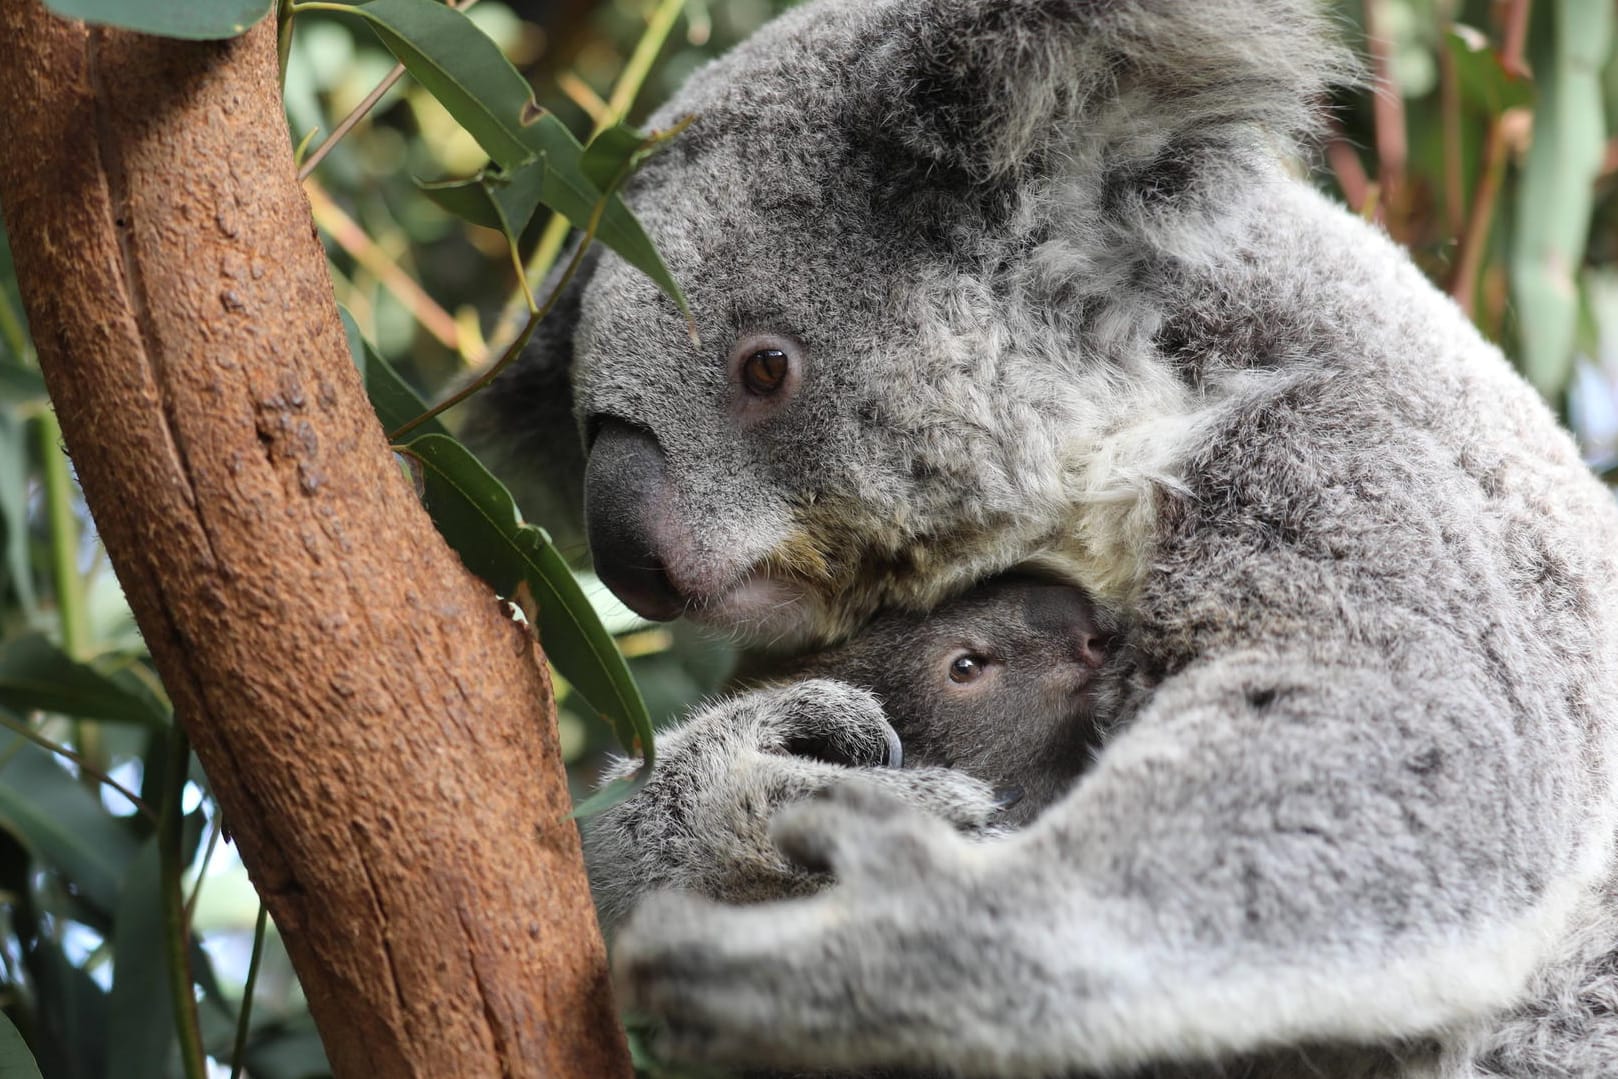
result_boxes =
[992,785,1025,810]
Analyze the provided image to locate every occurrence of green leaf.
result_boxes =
[1511,0,1614,398]
[0,742,141,912]
[42,0,271,39]
[0,412,36,612]
[1445,26,1534,116]
[340,0,541,171]
[0,1011,43,1079]
[0,634,169,727]
[400,434,653,774]
[106,840,174,1079]
[419,123,690,321]
[520,115,691,321]
[0,360,46,408]
[580,122,654,192]
[354,330,449,440]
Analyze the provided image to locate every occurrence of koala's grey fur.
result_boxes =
[473,1,1618,1075]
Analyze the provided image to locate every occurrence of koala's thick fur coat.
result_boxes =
[473,1,1618,1076]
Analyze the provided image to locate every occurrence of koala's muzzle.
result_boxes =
[585,420,683,621]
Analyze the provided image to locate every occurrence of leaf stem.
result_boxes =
[160,729,208,1079]
[388,177,617,440]
[39,411,89,660]
[295,0,479,181]
[229,903,270,1079]
[0,712,156,822]
[491,0,688,349]
[183,812,224,927]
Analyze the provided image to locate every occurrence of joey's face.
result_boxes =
[801,576,1121,810]
[571,4,1083,644]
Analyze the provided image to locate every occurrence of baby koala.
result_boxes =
[582,575,1126,928]
[787,574,1127,826]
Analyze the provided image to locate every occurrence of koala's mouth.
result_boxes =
[685,570,821,644]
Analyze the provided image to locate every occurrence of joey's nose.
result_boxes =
[584,420,684,621]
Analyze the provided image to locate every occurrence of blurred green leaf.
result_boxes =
[0,361,45,407]
[1446,25,1534,115]
[1512,0,1614,398]
[399,433,653,777]
[0,1011,43,1079]
[0,412,35,612]
[106,841,174,1079]
[0,634,169,727]
[340,0,541,170]
[0,742,141,912]
[21,938,105,1079]
[41,0,271,38]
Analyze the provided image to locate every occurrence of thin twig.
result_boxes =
[229,903,271,1079]
[295,0,479,181]
[1498,0,1533,78]
[1361,0,1409,237]
[1325,124,1372,213]
[1436,5,1466,238]
[489,0,689,352]
[159,730,208,1079]
[304,179,462,350]
[1449,107,1531,314]
[183,812,224,928]
[0,712,156,822]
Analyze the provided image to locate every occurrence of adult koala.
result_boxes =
[471,0,1618,1076]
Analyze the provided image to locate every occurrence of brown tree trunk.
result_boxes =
[0,4,631,1077]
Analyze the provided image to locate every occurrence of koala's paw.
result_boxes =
[614,781,1007,1073]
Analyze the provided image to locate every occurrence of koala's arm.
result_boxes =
[582,679,1005,931]
[611,385,1618,1076]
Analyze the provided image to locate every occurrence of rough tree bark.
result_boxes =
[0,4,631,1076]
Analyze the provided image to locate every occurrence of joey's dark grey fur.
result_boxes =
[583,577,1125,930]
[471,1,1618,1075]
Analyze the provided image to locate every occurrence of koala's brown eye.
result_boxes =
[741,348,790,396]
[949,655,987,684]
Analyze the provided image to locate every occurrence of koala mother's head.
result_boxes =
[478,0,1348,645]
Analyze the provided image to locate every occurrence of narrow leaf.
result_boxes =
[0,742,141,912]
[0,633,169,727]
[400,433,652,769]
[580,122,653,192]
[1445,26,1534,116]
[0,1012,43,1079]
[0,412,36,612]
[354,332,449,440]
[41,0,271,39]
[343,0,540,170]
[106,840,174,1079]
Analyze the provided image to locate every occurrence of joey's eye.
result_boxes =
[948,655,988,684]
[741,348,789,396]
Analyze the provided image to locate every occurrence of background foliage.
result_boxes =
[0,0,1615,1076]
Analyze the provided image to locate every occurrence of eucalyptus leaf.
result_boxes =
[341,0,541,170]
[356,332,449,440]
[0,1012,43,1079]
[0,633,169,727]
[1445,26,1534,116]
[0,742,141,913]
[41,0,271,39]
[400,433,653,783]
[0,412,35,612]
[106,841,174,1079]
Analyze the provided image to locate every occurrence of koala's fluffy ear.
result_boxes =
[458,246,600,561]
[860,0,1357,186]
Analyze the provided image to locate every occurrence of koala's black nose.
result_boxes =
[584,420,684,621]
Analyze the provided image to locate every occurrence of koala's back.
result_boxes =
[1134,182,1618,1075]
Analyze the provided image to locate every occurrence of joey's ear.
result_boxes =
[859,0,1357,185]
[459,245,600,561]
